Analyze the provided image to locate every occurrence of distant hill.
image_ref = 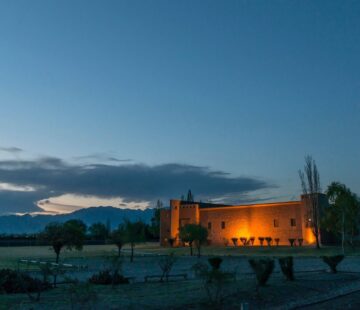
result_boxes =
[0,207,154,234]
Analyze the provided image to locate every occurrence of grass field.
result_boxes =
[0,243,358,269]
[1,243,360,309]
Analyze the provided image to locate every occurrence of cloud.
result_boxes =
[73,153,132,163]
[0,146,23,154]
[0,157,274,214]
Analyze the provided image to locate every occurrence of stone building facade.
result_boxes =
[160,194,328,246]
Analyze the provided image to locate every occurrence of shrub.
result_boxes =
[192,260,234,306]
[274,238,280,246]
[88,270,129,285]
[0,269,50,294]
[168,238,175,247]
[192,262,209,278]
[289,238,296,247]
[208,257,223,270]
[278,257,295,281]
[231,237,238,247]
[258,237,265,246]
[240,237,247,246]
[321,255,345,273]
[159,253,176,282]
[66,279,98,309]
[298,238,303,246]
[265,237,272,246]
[249,237,255,246]
[248,258,274,286]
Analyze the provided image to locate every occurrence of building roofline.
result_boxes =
[199,200,302,211]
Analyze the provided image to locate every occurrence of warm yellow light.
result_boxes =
[305,228,315,244]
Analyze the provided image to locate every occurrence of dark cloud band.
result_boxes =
[0,157,273,214]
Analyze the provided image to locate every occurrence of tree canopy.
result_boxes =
[179,224,208,257]
[41,220,86,263]
[111,224,126,256]
[299,155,321,249]
[89,222,109,240]
[123,220,146,262]
[323,182,360,250]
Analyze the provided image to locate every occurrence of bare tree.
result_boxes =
[299,155,321,249]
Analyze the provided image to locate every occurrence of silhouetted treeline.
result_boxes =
[0,205,161,247]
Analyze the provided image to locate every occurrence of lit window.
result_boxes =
[208,222,212,230]
[290,218,296,227]
[221,221,225,229]
[273,219,279,227]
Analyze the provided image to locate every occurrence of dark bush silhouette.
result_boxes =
[208,257,223,270]
[231,237,238,247]
[88,270,129,285]
[248,258,274,286]
[265,237,272,246]
[258,237,265,246]
[168,238,175,247]
[278,257,295,281]
[274,238,280,246]
[289,238,296,247]
[240,237,247,246]
[0,269,50,294]
[249,237,255,246]
[298,238,303,246]
[321,255,345,273]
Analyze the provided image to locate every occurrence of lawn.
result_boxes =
[0,242,358,269]
[1,267,360,309]
[1,243,360,309]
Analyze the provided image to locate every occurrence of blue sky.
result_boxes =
[0,1,359,214]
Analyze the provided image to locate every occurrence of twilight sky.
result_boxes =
[0,1,359,214]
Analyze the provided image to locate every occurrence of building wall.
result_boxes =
[199,202,305,246]
[170,200,180,244]
[160,209,171,246]
[160,195,328,247]
[178,204,200,227]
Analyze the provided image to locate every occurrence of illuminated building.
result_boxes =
[160,194,328,246]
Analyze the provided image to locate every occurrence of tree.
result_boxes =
[299,155,321,249]
[124,220,146,262]
[179,224,195,256]
[149,200,162,240]
[65,219,87,235]
[179,224,208,257]
[323,182,360,252]
[187,190,194,202]
[89,222,109,241]
[41,220,86,263]
[111,224,126,256]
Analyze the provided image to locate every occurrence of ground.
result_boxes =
[1,243,360,309]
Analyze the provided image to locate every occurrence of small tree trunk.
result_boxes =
[130,243,134,262]
[342,209,345,255]
[314,203,321,249]
[316,235,320,249]
[197,245,201,258]
[53,250,61,288]
[189,242,193,256]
